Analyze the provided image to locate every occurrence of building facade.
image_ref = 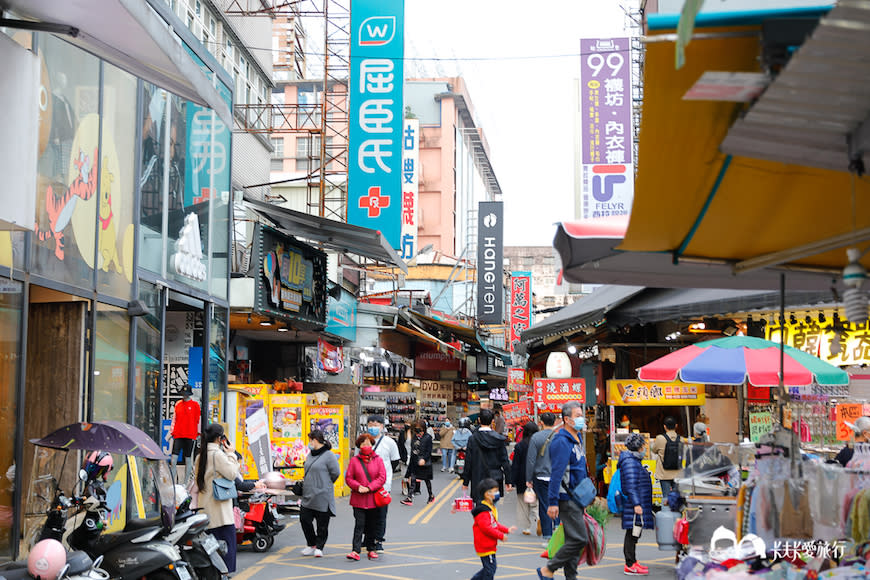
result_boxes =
[0,0,293,558]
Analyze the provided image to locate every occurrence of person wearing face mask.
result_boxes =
[299,429,341,558]
[470,477,517,580]
[400,420,434,505]
[618,414,637,431]
[537,402,589,580]
[345,433,387,561]
[365,415,400,552]
[618,433,653,576]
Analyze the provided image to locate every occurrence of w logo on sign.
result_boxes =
[359,16,396,46]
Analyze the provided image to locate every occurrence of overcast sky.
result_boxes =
[404,1,631,247]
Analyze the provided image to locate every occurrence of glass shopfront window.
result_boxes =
[93,303,130,422]
[97,63,137,299]
[209,305,227,422]
[33,34,100,289]
[134,282,162,443]
[0,279,23,559]
[139,83,168,274]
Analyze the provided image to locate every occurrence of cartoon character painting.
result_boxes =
[98,157,122,273]
[35,147,98,260]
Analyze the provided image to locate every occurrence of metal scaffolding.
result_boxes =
[230,0,350,223]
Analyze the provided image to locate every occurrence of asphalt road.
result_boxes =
[235,469,676,579]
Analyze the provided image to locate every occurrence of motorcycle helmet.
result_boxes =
[28,539,66,580]
[84,451,113,482]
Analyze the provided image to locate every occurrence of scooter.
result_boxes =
[454,448,467,474]
[169,490,227,580]
[54,475,192,580]
[235,492,284,552]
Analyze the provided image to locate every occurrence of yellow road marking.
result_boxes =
[231,564,263,580]
[408,479,460,524]
[420,479,461,524]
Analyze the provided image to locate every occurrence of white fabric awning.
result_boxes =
[2,0,232,127]
[721,1,870,172]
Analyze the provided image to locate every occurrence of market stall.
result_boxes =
[605,378,706,505]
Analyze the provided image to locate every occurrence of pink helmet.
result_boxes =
[28,539,66,580]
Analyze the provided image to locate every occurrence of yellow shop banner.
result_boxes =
[608,379,704,406]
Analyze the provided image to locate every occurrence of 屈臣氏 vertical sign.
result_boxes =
[348,0,405,248]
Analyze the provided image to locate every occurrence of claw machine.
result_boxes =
[269,394,307,477]
[306,403,349,496]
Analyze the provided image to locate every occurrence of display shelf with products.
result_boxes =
[419,398,448,428]
[360,391,417,435]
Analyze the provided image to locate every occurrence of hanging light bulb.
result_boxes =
[843,248,868,324]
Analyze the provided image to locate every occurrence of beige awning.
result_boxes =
[2,0,232,127]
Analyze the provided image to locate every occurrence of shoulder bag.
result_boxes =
[210,450,238,501]
[358,456,391,507]
[561,445,596,508]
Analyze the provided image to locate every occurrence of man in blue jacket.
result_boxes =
[536,401,588,580]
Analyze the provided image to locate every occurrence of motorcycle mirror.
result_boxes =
[56,563,70,580]
[79,469,88,482]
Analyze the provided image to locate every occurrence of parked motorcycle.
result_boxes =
[235,492,284,552]
[170,487,227,580]
[26,421,192,580]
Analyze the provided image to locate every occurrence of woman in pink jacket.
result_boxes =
[345,433,387,561]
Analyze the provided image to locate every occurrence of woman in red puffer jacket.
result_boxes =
[345,433,387,561]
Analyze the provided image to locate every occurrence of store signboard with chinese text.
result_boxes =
[503,399,533,427]
[749,411,772,443]
[508,272,532,352]
[767,321,870,366]
[348,0,404,247]
[418,380,453,399]
[489,386,509,402]
[579,37,634,220]
[325,289,357,341]
[835,403,870,441]
[533,378,586,413]
[399,119,419,259]
[607,380,705,406]
[254,225,326,327]
[507,367,532,392]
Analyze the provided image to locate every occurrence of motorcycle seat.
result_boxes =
[65,551,94,575]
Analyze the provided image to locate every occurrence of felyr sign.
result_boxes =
[476,201,504,324]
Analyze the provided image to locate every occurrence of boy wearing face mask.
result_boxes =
[470,478,517,580]
[365,415,400,551]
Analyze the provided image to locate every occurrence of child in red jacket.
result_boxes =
[471,478,517,580]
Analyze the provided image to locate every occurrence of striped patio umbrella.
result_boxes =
[638,336,849,387]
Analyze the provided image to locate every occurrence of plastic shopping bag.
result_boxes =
[542,523,565,558]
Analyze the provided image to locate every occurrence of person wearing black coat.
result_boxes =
[617,433,654,576]
[461,409,513,503]
[510,421,539,535]
[400,420,434,505]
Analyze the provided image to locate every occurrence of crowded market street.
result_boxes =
[237,470,674,580]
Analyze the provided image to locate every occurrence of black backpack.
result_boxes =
[662,433,680,470]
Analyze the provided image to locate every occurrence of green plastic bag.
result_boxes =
[546,523,565,557]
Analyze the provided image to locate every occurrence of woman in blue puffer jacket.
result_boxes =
[617,433,654,576]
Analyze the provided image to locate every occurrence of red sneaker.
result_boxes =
[367,551,379,560]
[346,552,360,561]
[624,563,648,575]
[635,564,649,573]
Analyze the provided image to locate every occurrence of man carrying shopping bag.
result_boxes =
[536,401,588,580]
